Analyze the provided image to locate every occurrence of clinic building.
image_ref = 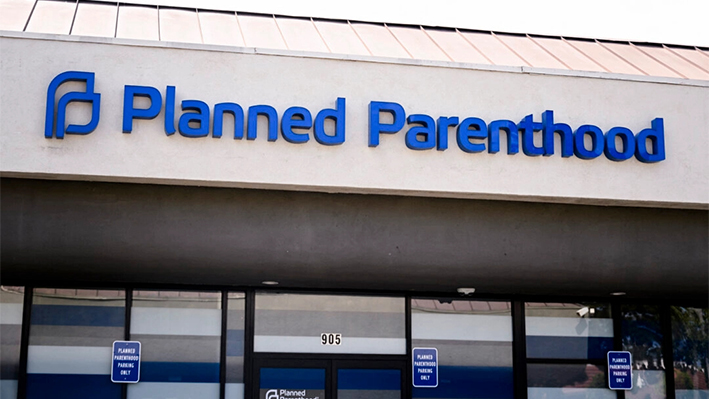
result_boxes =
[0,1,707,399]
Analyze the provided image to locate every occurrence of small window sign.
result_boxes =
[607,351,632,390]
[320,333,342,345]
[412,347,438,388]
[111,341,141,383]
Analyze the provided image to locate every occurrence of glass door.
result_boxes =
[334,360,404,399]
[256,359,329,399]
[254,358,405,399]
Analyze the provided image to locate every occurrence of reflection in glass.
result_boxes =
[0,286,24,399]
[226,292,246,399]
[338,369,401,399]
[128,290,222,399]
[26,288,125,399]
[528,363,608,387]
[255,293,405,354]
[411,299,513,399]
[672,307,708,399]
[525,302,613,360]
[622,304,666,399]
[527,364,613,399]
[622,305,664,369]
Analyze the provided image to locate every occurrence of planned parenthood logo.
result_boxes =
[45,71,101,139]
[263,389,321,399]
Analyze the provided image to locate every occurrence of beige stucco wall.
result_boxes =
[1,34,707,209]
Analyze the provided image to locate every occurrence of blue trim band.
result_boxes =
[140,361,220,383]
[27,374,121,399]
[338,369,401,390]
[31,305,124,327]
[260,368,326,389]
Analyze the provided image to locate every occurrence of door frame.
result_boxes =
[253,354,408,399]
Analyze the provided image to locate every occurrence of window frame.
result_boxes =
[8,283,706,399]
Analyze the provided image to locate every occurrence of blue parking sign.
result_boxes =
[607,351,632,390]
[412,348,438,388]
[111,341,141,383]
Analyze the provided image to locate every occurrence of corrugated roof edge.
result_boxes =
[52,0,709,48]
[22,1,709,52]
[3,30,708,88]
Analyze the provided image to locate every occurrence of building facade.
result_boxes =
[1,1,707,399]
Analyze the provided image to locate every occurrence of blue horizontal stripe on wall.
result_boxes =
[226,329,245,356]
[526,336,613,360]
[260,368,326,389]
[140,361,220,383]
[27,374,121,399]
[412,366,513,399]
[31,305,124,327]
[338,369,401,390]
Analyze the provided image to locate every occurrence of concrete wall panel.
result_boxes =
[1,178,706,302]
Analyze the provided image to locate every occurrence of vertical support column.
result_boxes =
[244,290,256,399]
[220,290,228,399]
[122,288,133,399]
[611,301,624,399]
[328,359,335,399]
[511,301,527,399]
[661,305,675,399]
[405,296,412,399]
[124,289,133,340]
[17,286,33,399]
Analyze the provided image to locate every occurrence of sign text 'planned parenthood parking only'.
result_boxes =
[608,351,632,390]
[111,341,141,383]
[413,348,438,388]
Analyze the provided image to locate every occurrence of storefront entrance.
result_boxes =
[254,357,406,399]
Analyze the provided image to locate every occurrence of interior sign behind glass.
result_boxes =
[607,351,632,390]
[412,347,438,388]
[111,340,141,383]
[320,333,341,345]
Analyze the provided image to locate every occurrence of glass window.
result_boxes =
[671,306,708,399]
[26,288,125,399]
[127,290,222,399]
[338,369,401,399]
[411,299,513,399]
[0,286,24,399]
[527,364,613,399]
[622,304,666,399]
[227,292,246,399]
[526,302,613,360]
[525,302,613,399]
[255,293,405,354]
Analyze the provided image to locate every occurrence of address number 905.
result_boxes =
[321,333,342,345]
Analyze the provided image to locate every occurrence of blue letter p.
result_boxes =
[45,71,101,139]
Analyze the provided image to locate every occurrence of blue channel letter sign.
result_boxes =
[45,70,668,163]
[607,351,632,390]
[412,347,438,388]
[111,341,141,383]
